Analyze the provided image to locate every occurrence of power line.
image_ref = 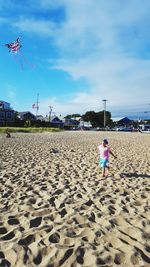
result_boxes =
[107,103,149,108]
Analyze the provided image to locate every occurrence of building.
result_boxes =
[0,100,14,126]
[139,124,150,131]
[78,119,92,129]
[18,112,36,121]
[36,115,45,121]
[63,117,78,126]
[50,116,64,128]
[117,117,132,126]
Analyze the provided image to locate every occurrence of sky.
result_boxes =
[0,0,150,119]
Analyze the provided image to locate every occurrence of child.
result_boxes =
[98,139,116,177]
[6,130,11,138]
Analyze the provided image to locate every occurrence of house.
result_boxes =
[62,117,79,126]
[79,119,92,129]
[36,115,45,121]
[0,100,14,126]
[117,117,132,125]
[50,116,64,128]
[139,124,150,131]
[114,117,133,131]
[18,112,36,121]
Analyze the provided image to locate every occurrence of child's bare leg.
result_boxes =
[102,167,105,177]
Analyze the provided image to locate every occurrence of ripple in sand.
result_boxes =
[76,247,85,265]
[0,251,5,259]
[114,253,126,265]
[33,251,42,265]
[96,257,106,265]
[63,238,75,247]
[8,218,19,225]
[1,231,15,241]
[30,217,42,228]
[130,254,140,265]
[49,232,60,243]
[0,227,7,235]
[0,259,11,267]
[59,248,74,266]
[110,237,122,249]
[83,249,96,266]
[145,245,150,253]
[18,234,35,246]
[5,249,17,266]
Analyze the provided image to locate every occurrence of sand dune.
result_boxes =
[0,131,150,267]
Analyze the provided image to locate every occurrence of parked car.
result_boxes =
[116,127,133,132]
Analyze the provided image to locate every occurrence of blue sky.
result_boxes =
[0,0,150,119]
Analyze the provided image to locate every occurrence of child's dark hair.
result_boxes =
[103,139,108,144]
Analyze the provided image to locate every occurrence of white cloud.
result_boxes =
[31,92,100,117]
[48,0,150,115]
[12,17,57,36]
[23,0,150,116]
[53,55,150,105]
[31,96,79,116]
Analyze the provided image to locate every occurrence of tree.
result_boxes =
[82,111,98,127]
[97,111,112,127]
[82,110,112,127]
[65,114,81,119]
[13,111,24,127]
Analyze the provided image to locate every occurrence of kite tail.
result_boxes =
[13,53,24,70]
[19,50,35,69]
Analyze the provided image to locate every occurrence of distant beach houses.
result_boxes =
[0,100,14,126]
[18,112,36,121]
[0,99,149,129]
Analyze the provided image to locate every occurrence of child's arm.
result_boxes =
[110,150,117,158]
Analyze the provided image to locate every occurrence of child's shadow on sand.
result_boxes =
[121,172,150,178]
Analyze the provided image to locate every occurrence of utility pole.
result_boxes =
[35,93,39,119]
[32,94,39,119]
[102,99,107,128]
[48,106,53,122]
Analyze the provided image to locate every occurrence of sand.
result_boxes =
[0,131,150,267]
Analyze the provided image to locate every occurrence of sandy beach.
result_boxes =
[0,131,150,267]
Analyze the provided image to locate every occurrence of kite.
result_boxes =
[5,37,22,53]
[5,37,34,69]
